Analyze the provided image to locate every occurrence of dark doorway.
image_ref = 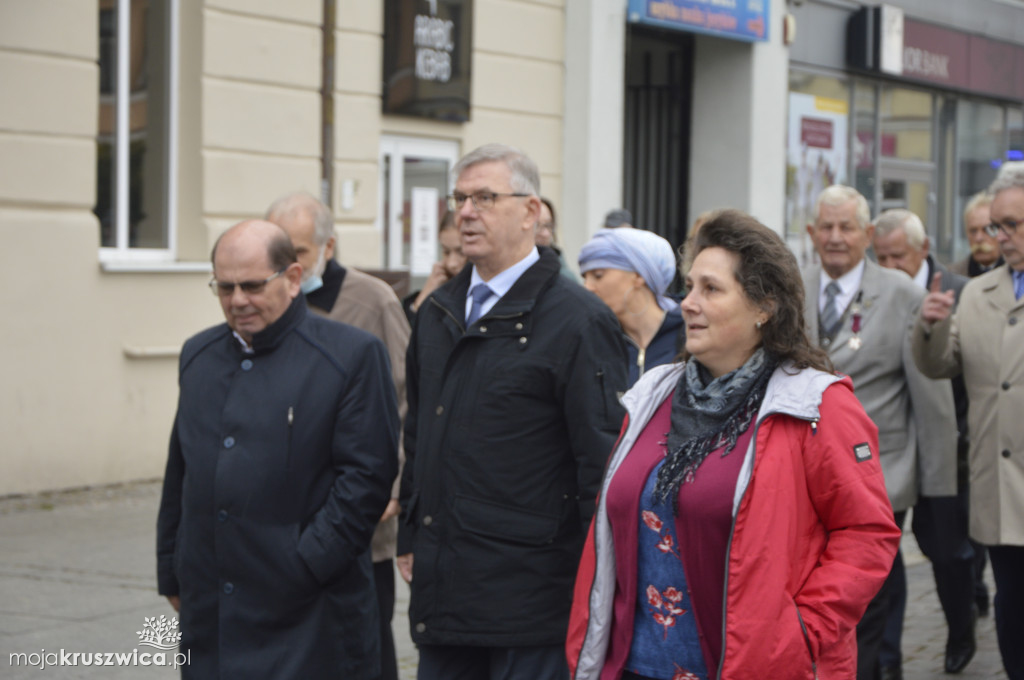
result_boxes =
[623,27,694,249]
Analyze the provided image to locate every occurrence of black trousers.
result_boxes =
[374,559,398,680]
[416,643,567,680]
[856,510,906,680]
[879,493,977,667]
[989,545,1024,680]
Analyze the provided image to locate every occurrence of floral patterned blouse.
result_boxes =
[605,393,752,680]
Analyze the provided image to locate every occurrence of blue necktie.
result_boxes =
[1014,271,1024,300]
[467,284,494,325]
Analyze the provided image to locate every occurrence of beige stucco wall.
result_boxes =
[0,0,221,496]
[0,0,569,495]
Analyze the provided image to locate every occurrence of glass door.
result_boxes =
[378,136,459,270]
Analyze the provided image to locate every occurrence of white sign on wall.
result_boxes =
[410,187,439,276]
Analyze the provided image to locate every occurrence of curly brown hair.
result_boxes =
[685,209,833,373]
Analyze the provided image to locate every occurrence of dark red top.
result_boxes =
[603,393,752,678]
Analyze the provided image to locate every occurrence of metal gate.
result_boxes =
[623,28,694,249]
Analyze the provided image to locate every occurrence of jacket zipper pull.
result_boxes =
[287,406,294,427]
[811,419,818,436]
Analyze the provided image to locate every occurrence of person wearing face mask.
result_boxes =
[265,191,409,680]
[578,228,684,388]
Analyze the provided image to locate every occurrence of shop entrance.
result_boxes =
[623,27,694,248]
[378,136,459,272]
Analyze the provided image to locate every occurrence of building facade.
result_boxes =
[1,0,1022,495]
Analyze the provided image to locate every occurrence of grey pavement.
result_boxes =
[0,481,1006,679]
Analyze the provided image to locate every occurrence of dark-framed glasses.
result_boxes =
[208,269,286,297]
[985,217,1024,238]
[447,191,530,212]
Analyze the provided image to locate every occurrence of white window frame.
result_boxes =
[377,136,460,269]
[98,0,179,265]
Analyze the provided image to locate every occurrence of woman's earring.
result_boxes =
[755,320,763,330]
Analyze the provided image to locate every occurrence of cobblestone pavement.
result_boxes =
[0,482,1007,679]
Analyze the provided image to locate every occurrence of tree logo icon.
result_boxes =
[136,615,182,650]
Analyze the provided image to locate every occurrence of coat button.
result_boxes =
[218,509,228,522]
[515,322,523,330]
[1010,317,1018,326]
[223,436,235,448]
[422,515,433,526]
[1003,449,1012,458]
[435,405,444,416]
[480,325,487,333]
[1003,382,1011,391]
[241,359,253,371]
[415,622,427,633]
[223,582,234,594]
[519,337,527,344]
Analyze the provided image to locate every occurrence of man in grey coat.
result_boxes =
[156,220,398,679]
[803,186,957,680]
[873,209,977,675]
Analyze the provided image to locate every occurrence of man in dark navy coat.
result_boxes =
[156,220,398,679]
[397,144,627,680]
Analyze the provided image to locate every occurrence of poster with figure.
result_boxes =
[786,92,849,267]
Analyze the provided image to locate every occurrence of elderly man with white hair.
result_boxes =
[802,185,958,680]
[872,209,977,676]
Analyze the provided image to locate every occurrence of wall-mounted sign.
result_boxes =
[847,6,1024,102]
[383,0,473,122]
[626,0,769,43]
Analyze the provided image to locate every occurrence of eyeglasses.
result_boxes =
[447,191,529,212]
[985,217,1024,238]
[208,269,286,297]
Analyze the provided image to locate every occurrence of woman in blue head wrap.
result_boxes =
[579,228,684,387]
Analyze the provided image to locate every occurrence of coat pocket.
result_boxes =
[453,495,560,546]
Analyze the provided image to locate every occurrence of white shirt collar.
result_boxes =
[466,247,540,322]
[911,258,930,289]
[232,330,255,354]
[819,258,865,316]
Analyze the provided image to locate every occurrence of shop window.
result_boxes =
[96,0,177,261]
[879,87,932,163]
[378,137,458,277]
[852,81,878,215]
[786,72,850,265]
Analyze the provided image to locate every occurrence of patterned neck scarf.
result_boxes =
[656,348,777,512]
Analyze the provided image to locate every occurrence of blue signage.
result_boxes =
[627,0,769,43]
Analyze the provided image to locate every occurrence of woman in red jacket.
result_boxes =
[567,211,900,680]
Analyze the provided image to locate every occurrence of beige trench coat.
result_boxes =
[913,266,1024,546]
[314,266,410,561]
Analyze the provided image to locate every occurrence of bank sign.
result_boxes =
[627,0,769,43]
[383,0,472,122]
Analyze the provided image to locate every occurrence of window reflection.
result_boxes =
[95,0,170,251]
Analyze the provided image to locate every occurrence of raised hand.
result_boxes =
[921,272,955,324]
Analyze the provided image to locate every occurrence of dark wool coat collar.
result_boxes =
[431,246,562,323]
[307,259,346,312]
[247,293,307,355]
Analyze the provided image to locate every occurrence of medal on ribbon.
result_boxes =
[848,292,864,351]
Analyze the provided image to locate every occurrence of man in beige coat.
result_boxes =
[913,166,1024,680]
[267,192,409,680]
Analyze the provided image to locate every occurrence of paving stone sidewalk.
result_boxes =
[0,482,1006,679]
